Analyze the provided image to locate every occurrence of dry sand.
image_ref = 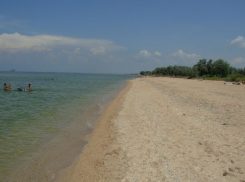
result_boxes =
[57,77,245,182]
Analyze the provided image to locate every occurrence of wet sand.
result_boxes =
[57,77,245,182]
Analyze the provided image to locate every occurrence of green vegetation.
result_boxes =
[140,59,245,82]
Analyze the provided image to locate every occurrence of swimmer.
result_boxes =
[28,84,33,91]
[3,83,11,91]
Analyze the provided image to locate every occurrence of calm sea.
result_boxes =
[0,71,134,182]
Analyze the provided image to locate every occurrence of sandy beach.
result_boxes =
[57,77,245,182]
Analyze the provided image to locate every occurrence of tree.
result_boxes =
[140,71,152,76]
[167,66,174,76]
[195,59,208,76]
[207,59,214,76]
[189,66,198,78]
[212,59,231,77]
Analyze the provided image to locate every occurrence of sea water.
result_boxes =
[0,72,134,181]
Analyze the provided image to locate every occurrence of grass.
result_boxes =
[149,74,245,82]
[195,75,245,82]
[225,74,245,82]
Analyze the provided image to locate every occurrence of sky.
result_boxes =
[0,0,245,73]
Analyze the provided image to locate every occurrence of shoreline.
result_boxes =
[56,80,132,181]
[57,77,245,181]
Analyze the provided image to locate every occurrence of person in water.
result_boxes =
[18,84,32,91]
[3,83,11,91]
[28,84,33,91]
[18,86,25,91]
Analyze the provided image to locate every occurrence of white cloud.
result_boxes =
[154,51,161,56]
[136,50,162,58]
[135,50,163,65]
[0,33,125,53]
[168,49,201,66]
[231,57,245,64]
[57,48,89,64]
[231,36,245,48]
[33,47,52,52]
[172,49,200,60]
[90,47,106,55]
[0,33,127,71]
[73,48,81,54]
[139,50,151,57]
[60,48,81,55]
[134,50,151,61]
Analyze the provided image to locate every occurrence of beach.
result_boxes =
[57,77,245,182]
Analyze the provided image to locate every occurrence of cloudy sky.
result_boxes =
[0,0,245,73]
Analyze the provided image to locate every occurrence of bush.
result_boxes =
[225,74,245,82]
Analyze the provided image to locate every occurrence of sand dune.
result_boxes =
[57,77,245,182]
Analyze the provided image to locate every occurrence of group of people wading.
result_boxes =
[3,83,32,91]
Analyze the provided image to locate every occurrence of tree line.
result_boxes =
[140,59,245,81]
